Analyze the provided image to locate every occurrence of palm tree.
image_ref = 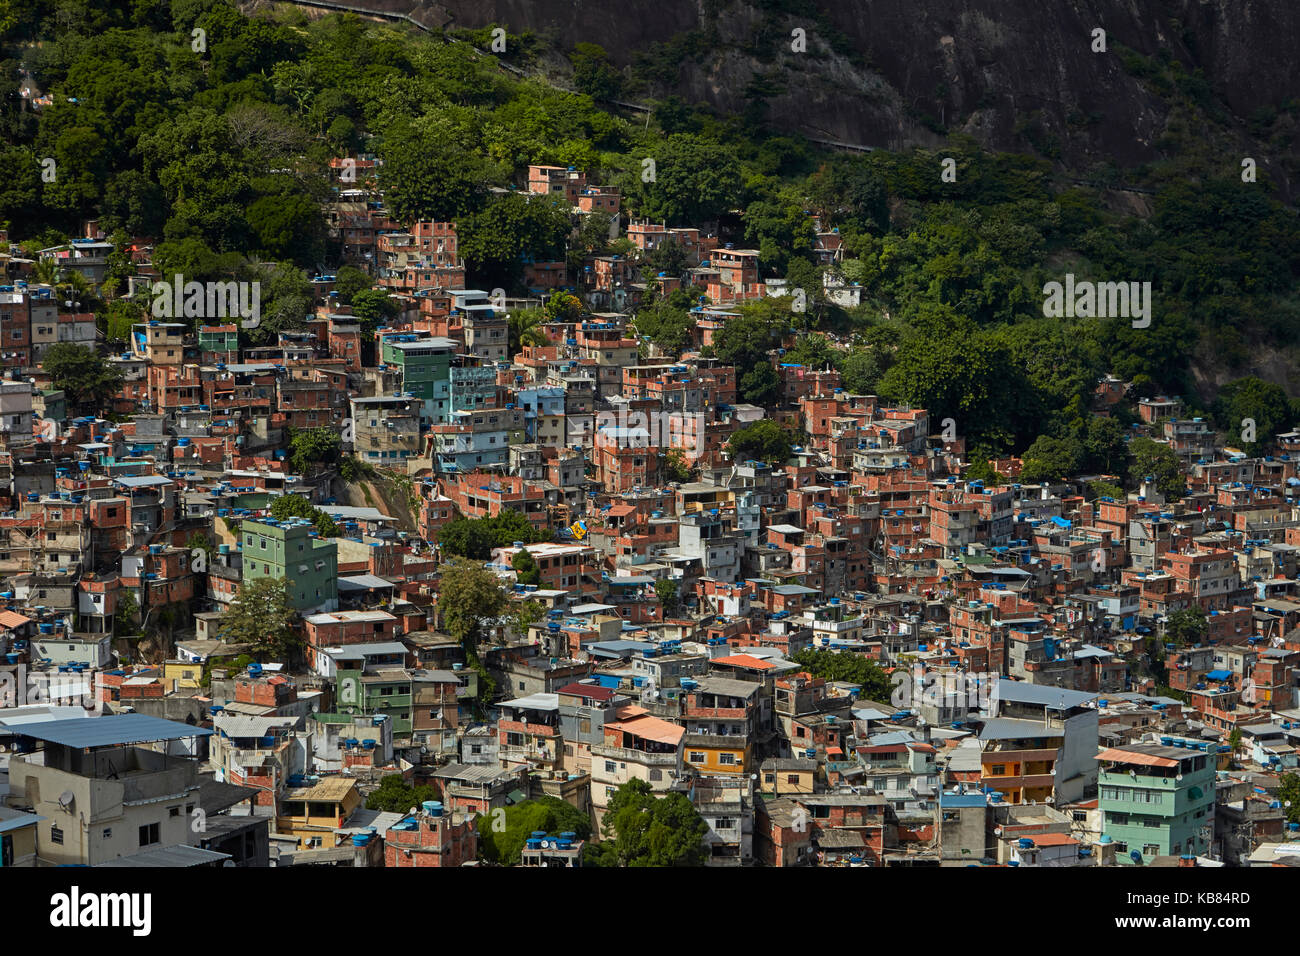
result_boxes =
[31,256,59,287]
[55,268,99,312]
[508,308,549,353]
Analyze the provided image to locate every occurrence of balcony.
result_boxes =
[592,744,679,767]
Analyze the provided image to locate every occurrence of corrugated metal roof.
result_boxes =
[11,713,212,748]
[96,844,231,867]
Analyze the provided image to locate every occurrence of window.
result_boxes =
[102,828,112,839]
[688,751,706,763]
[138,823,160,847]
[169,806,181,818]
[51,826,64,845]
[604,760,617,773]
[719,753,737,766]
[1142,844,1159,857]
[991,764,1006,776]
[787,774,800,785]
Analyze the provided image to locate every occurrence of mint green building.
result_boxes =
[337,667,414,736]
[240,517,338,613]
[1099,740,1216,864]
[379,335,459,422]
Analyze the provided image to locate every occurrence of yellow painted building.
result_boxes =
[0,807,43,867]
[276,777,362,849]
[684,734,751,775]
[759,758,818,795]
[163,659,204,692]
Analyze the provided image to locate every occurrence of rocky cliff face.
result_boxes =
[384,0,1299,196]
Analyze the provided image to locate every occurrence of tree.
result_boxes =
[460,192,572,290]
[333,265,372,306]
[1019,434,1085,483]
[269,494,314,519]
[1128,436,1186,499]
[1212,376,1293,457]
[512,549,541,586]
[1081,415,1130,476]
[1164,607,1208,647]
[727,419,797,465]
[1089,480,1126,501]
[963,457,1005,486]
[1279,773,1300,825]
[738,362,780,406]
[102,299,146,344]
[437,558,508,650]
[631,288,696,355]
[349,288,400,334]
[313,510,340,538]
[642,237,693,277]
[511,599,545,637]
[586,779,708,867]
[438,510,549,559]
[790,649,892,702]
[837,348,885,394]
[366,774,441,813]
[114,590,140,638]
[220,576,300,660]
[570,42,623,100]
[877,330,1032,452]
[477,796,593,864]
[186,531,216,563]
[662,449,692,484]
[42,343,125,413]
[246,191,325,266]
[269,494,339,537]
[289,427,342,474]
[631,134,741,227]
[509,308,550,353]
[544,290,583,323]
[655,578,680,617]
[377,124,501,224]
[713,307,781,371]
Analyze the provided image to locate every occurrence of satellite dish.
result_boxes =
[58,791,74,808]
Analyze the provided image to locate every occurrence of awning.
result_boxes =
[1096,747,1179,769]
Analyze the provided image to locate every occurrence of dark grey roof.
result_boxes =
[96,844,231,867]
[195,775,259,814]
[11,713,212,748]
[994,679,1097,710]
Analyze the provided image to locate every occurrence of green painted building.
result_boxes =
[198,325,240,360]
[379,335,459,423]
[337,667,414,736]
[240,517,338,612]
[1099,740,1216,864]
